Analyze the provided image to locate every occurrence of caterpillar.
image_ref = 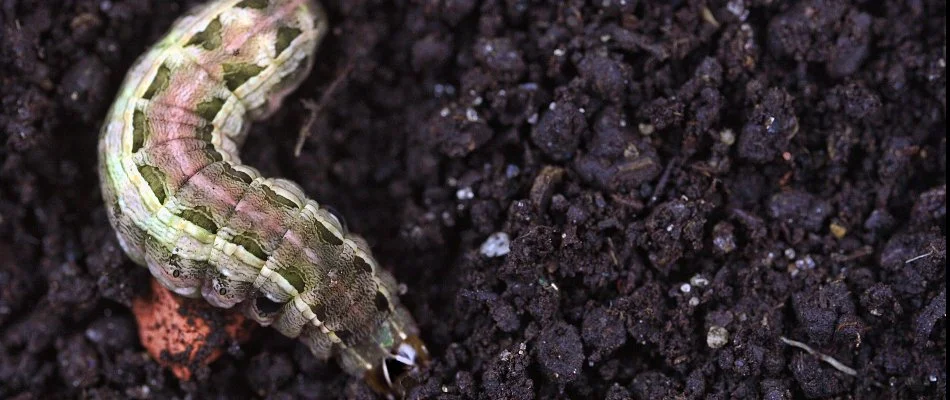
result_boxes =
[97,0,428,395]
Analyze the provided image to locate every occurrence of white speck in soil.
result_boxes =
[707,326,730,349]
[456,187,474,200]
[465,108,478,121]
[480,232,511,257]
[784,248,796,259]
[690,275,709,287]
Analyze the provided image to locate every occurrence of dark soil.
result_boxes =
[1,0,946,399]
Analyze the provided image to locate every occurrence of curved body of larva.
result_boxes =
[97,0,427,393]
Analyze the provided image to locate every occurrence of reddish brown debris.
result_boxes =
[132,278,253,380]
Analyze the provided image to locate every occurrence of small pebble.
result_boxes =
[707,326,730,349]
[690,275,709,287]
[480,232,511,257]
[784,248,796,259]
[456,187,474,200]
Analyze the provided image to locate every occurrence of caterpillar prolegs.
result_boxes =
[97,0,428,394]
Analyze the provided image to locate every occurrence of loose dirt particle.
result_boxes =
[582,307,627,363]
[536,321,583,383]
[529,166,564,211]
[737,87,799,163]
[531,100,587,161]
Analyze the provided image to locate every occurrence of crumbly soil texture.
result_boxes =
[1,0,946,399]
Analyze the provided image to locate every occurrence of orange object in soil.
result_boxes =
[132,278,253,380]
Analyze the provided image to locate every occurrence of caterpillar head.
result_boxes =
[365,334,429,398]
[332,303,429,398]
